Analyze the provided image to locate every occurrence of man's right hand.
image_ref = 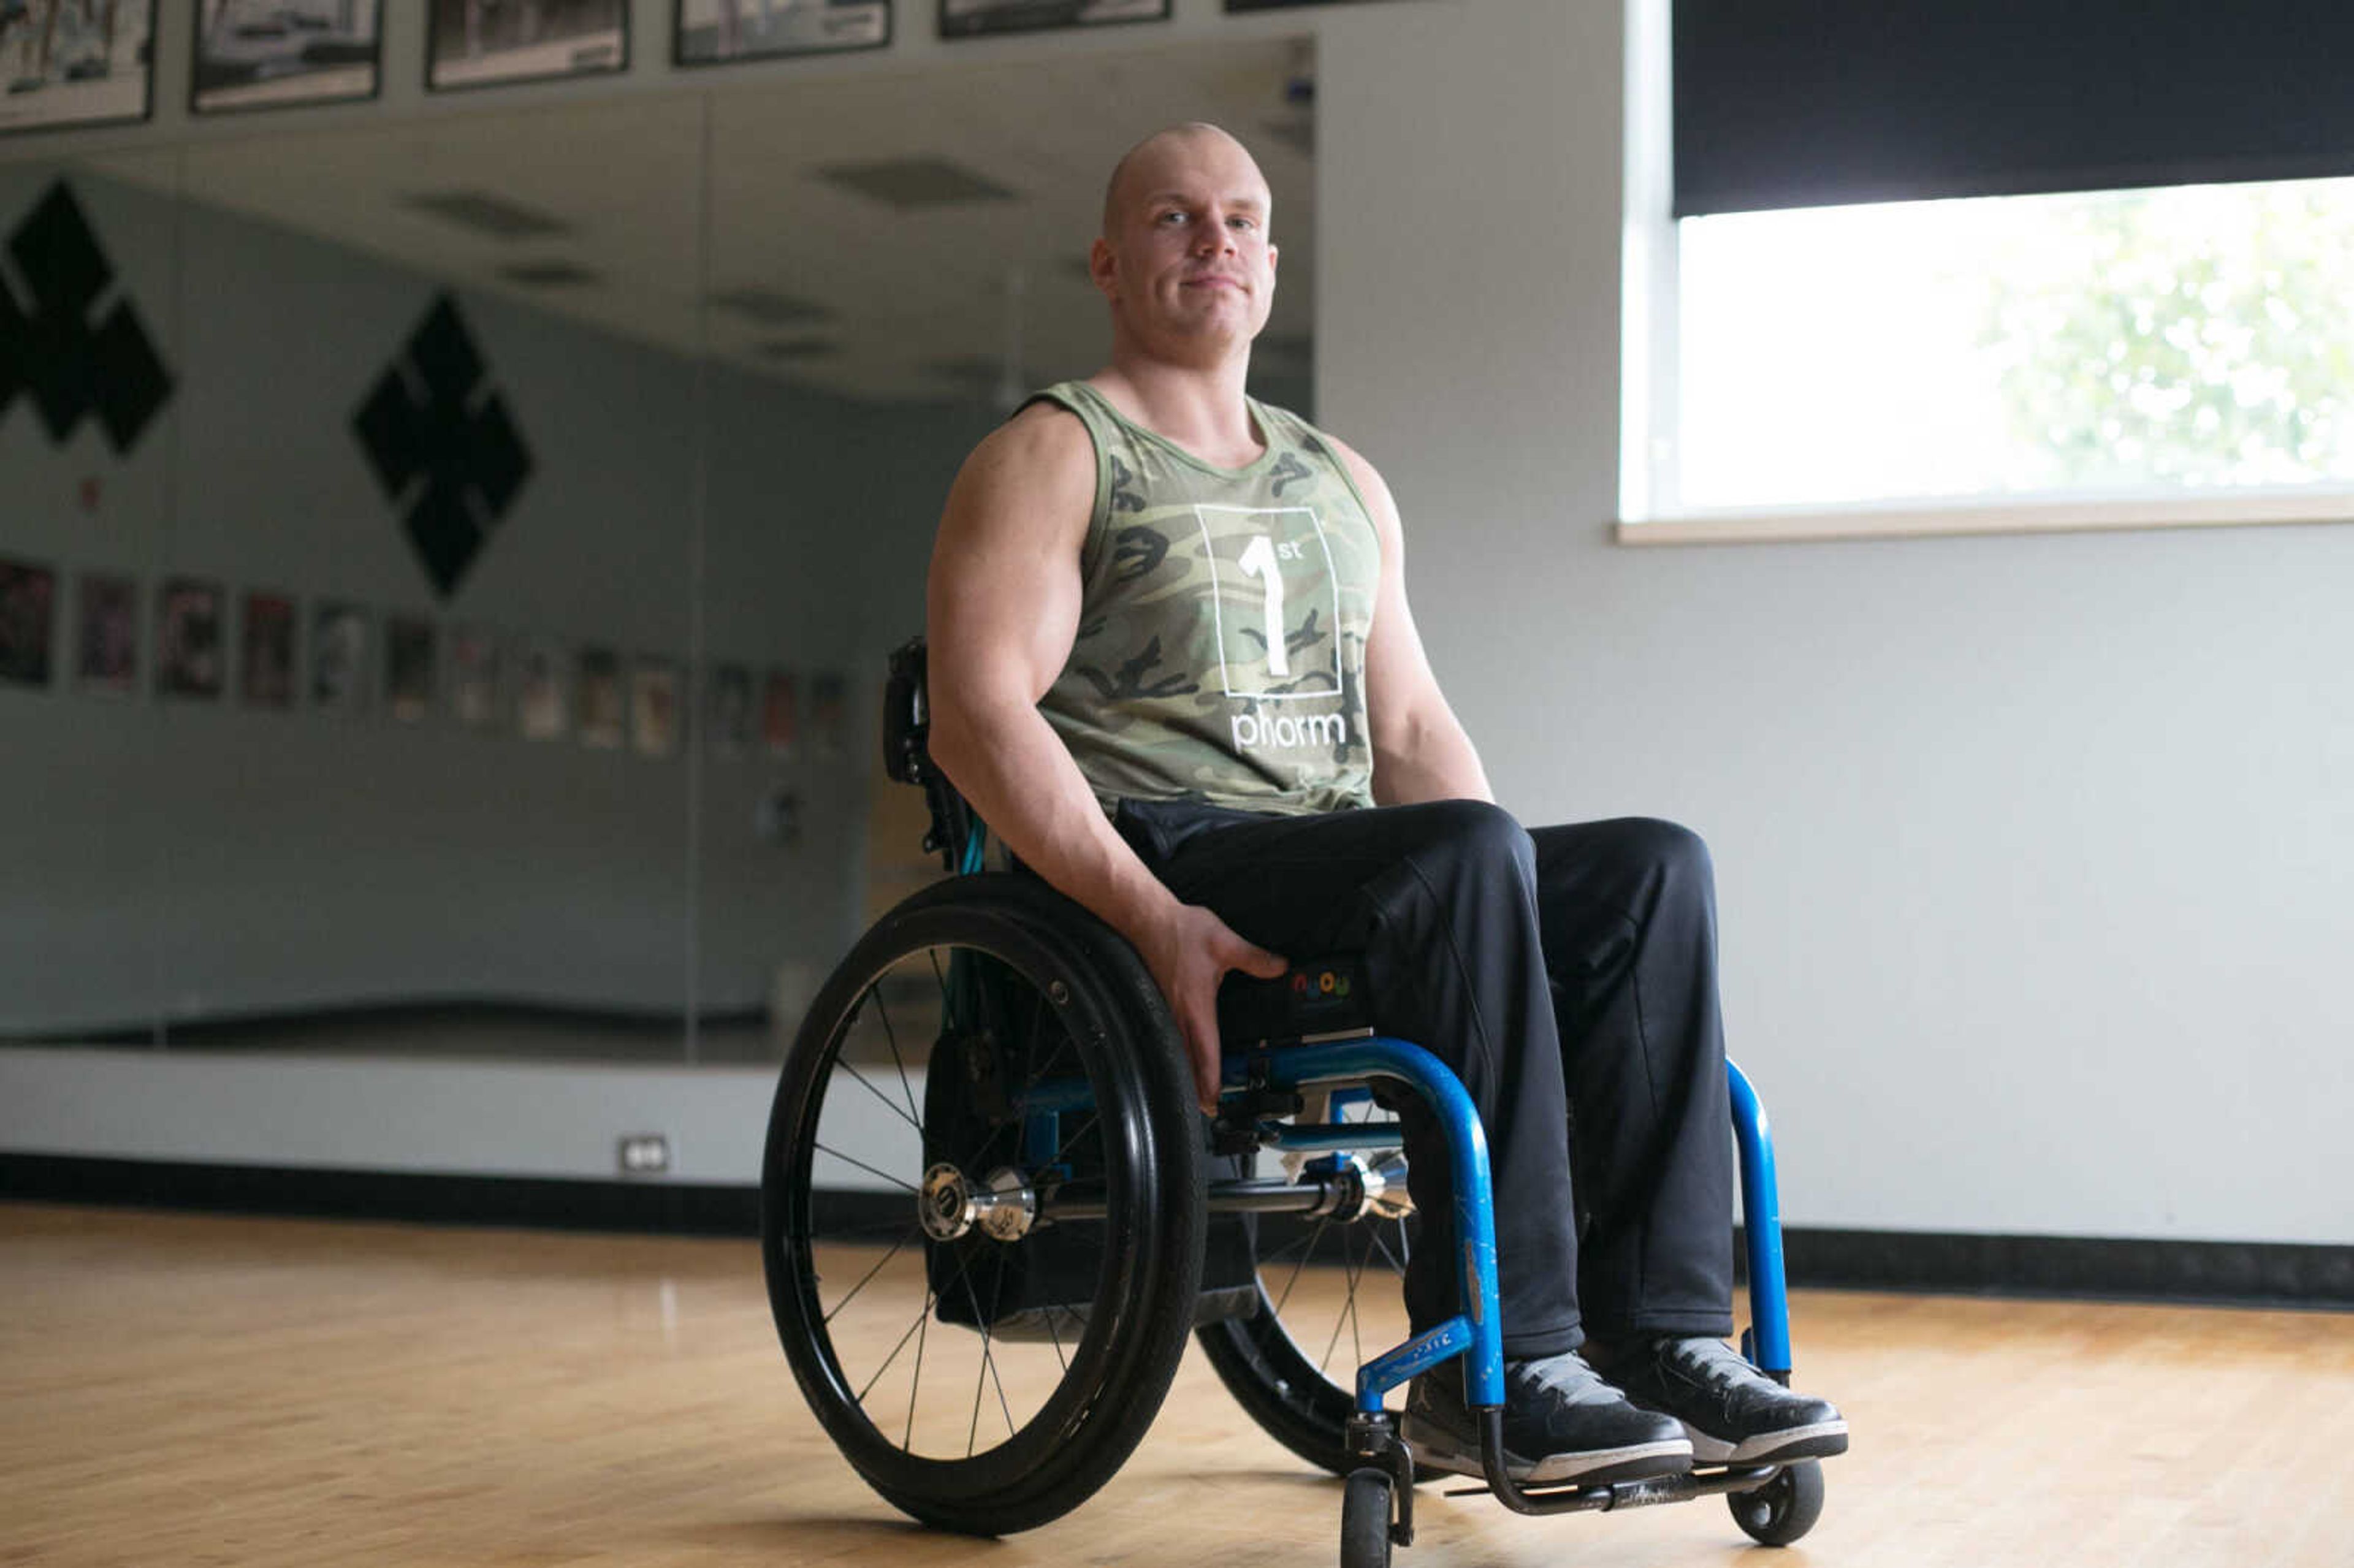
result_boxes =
[1128,902,1288,1114]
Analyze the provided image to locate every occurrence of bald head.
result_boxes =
[1100,122,1270,238]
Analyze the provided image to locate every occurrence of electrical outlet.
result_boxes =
[617,1133,672,1176]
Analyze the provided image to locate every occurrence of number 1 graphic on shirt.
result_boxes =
[1236,534,1290,678]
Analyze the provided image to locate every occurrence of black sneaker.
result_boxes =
[1401,1351,1693,1486]
[1585,1336,1849,1466]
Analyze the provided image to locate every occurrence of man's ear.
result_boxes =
[1268,242,1279,277]
[1089,237,1118,298]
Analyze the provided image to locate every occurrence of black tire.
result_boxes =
[762,874,1206,1536]
[1728,1458,1826,1547]
[1341,1467,1394,1568]
[1197,1101,1414,1476]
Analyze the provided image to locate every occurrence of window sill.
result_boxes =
[1616,487,2354,546]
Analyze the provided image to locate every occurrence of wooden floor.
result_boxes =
[4,1202,2350,1568]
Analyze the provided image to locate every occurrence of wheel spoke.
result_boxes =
[822,1226,921,1325]
[812,1141,920,1195]
[1367,1220,1409,1279]
[1271,1216,1331,1318]
[834,1058,925,1136]
[904,1293,931,1451]
[1321,1222,1370,1374]
[856,1296,935,1406]
[873,972,926,1128]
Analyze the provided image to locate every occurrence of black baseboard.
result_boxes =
[6,1155,2348,1309]
[0,1153,759,1238]
[1761,1225,2354,1309]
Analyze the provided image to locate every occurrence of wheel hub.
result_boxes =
[919,1162,1037,1242]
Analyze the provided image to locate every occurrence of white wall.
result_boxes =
[1318,2,2354,1246]
[6,0,2348,1247]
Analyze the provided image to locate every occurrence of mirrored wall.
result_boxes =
[0,36,1316,1066]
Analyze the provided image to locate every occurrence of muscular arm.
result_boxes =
[1335,438,1495,807]
[924,404,1284,1109]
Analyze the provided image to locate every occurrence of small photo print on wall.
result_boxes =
[939,0,1163,37]
[192,0,381,115]
[76,573,138,696]
[384,615,437,723]
[707,663,752,758]
[156,578,225,699]
[516,638,568,740]
[428,0,625,90]
[576,646,623,748]
[810,671,847,760]
[240,592,297,709]
[450,626,502,731]
[761,668,796,758]
[630,657,679,758]
[0,0,154,135]
[0,558,57,688]
[311,601,373,715]
[674,0,886,64]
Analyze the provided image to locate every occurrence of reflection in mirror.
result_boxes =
[0,34,1312,1070]
[696,37,1315,1061]
[0,147,183,1051]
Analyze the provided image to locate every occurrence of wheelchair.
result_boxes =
[760,641,1832,1564]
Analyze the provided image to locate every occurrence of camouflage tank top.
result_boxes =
[1029,380,1379,816]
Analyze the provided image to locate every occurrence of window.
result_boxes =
[1620,0,2354,541]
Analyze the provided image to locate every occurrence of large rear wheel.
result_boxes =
[762,875,1206,1536]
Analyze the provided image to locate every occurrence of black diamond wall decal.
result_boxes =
[353,294,533,602]
[0,181,174,455]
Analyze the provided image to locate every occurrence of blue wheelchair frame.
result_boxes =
[1017,1023,1799,1529]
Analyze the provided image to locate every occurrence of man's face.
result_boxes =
[1094,131,1278,357]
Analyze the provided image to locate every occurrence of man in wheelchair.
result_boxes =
[920,122,1845,1488]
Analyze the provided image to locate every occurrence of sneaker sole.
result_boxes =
[1685,1418,1849,1466]
[1401,1416,1693,1487]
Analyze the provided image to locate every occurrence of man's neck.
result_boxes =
[1088,349,1262,470]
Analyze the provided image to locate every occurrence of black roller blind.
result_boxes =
[1674,2,2354,217]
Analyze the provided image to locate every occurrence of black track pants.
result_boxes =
[1113,797,1737,1358]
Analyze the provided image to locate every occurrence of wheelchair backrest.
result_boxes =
[883,636,983,873]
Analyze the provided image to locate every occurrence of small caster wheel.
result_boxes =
[1341,1467,1394,1568]
[1729,1459,1825,1547]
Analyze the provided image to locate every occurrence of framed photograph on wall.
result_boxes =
[449,625,502,731]
[516,637,568,740]
[384,615,436,723]
[761,668,796,759]
[311,601,372,715]
[630,656,678,758]
[576,646,623,748]
[240,591,297,709]
[706,663,752,758]
[427,0,626,93]
[673,0,887,66]
[0,1,154,137]
[810,670,846,759]
[192,0,381,116]
[156,577,225,699]
[938,0,1165,41]
[0,558,57,689]
[75,573,138,696]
